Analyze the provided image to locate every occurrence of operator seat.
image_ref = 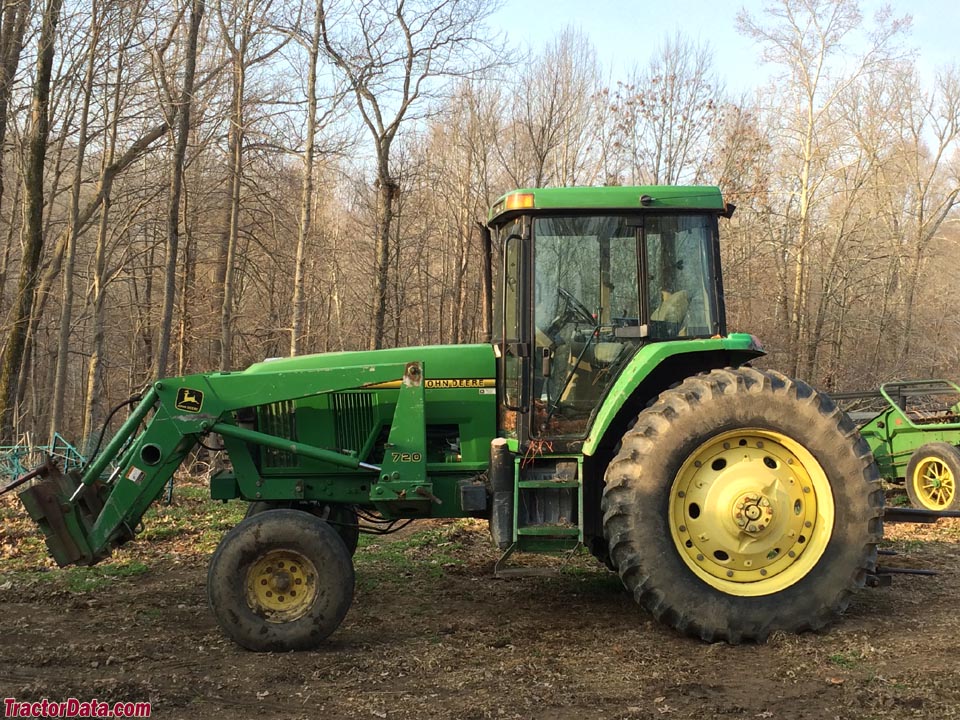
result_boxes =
[650,289,690,337]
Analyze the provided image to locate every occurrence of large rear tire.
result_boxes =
[904,442,960,511]
[601,368,883,643]
[208,509,354,651]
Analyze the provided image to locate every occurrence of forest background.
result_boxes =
[0,0,956,448]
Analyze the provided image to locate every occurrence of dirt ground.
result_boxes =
[2,486,960,720]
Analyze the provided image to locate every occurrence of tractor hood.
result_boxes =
[244,344,497,386]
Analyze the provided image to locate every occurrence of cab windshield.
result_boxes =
[532,213,719,437]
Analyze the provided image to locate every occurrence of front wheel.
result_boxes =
[208,509,354,651]
[602,368,883,643]
[245,500,360,555]
[904,443,960,511]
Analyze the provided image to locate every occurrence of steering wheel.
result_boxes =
[558,287,595,326]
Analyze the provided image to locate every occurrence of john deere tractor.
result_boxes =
[11,186,884,650]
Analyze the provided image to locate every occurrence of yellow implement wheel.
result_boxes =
[602,368,883,643]
[669,429,834,596]
[245,550,319,622]
[905,443,960,512]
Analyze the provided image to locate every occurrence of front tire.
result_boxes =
[208,509,354,651]
[245,500,360,555]
[905,442,960,511]
[601,368,883,643]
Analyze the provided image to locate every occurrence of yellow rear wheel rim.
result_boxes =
[911,458,956,510]
[669,429,835,597]
[245,549,318,622]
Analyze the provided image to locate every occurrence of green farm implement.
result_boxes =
[4,186,955,650]
[834,380,960,512]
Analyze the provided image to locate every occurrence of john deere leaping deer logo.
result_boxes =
[175,387,204,413]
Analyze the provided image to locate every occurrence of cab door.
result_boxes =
[498,222,531,434]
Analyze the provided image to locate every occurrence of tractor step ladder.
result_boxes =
[494,455,583,578]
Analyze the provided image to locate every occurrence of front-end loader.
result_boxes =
[6,186,917,650]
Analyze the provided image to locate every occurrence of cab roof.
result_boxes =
[488,186,726,224]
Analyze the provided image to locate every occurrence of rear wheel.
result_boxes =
[208,509,354,651]
[905,443,960,511]
[245,500,360,555]
[587,536,617,572]
[602,367,883,642]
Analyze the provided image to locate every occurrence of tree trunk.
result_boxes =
[0,180,20,317]
[82,44,123,447]
[370,165,396,350]
[0,0,29,239]
[156,0,204,379]
[290,2,321,356]
[177,185,196,376]
[82,187,111,445]
[216,59,245,370]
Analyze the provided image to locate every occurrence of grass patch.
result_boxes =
[889,493,911,508]
[138,493,246,549]
[354,521,471,588]
[895,539,925,552]
[0,560,150,593]
[828,650,862,669]
[61,561,151,592]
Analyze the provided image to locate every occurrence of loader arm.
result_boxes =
[19,361,425,567]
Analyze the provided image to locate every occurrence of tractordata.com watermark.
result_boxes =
[4,698,151,718]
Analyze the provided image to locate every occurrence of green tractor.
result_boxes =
[11,186,886,650]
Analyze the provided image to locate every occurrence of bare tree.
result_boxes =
[317,0,499,350]
[607,32,722,185]
[81,2,146,444]
[213,0,291,369]
[49,0,104,440]
[154,0,205,379]
[0,0,29,233]
[738,0,909,377]
[0,0,63,442]
[288,2,345,356]
[891,64,960,358]
[502,27,600,188]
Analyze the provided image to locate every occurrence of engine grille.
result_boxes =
[332,391,374,455]
[256,400,297,468]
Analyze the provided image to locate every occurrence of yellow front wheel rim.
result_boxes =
[245,549,318,622]
[912,458,956,510]
[669,429,835,597]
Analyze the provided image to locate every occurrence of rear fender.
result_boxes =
[582,334,764,458]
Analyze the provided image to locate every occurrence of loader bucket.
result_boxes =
[17,461,106,567]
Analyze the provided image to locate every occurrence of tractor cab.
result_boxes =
[487,187,731,446]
